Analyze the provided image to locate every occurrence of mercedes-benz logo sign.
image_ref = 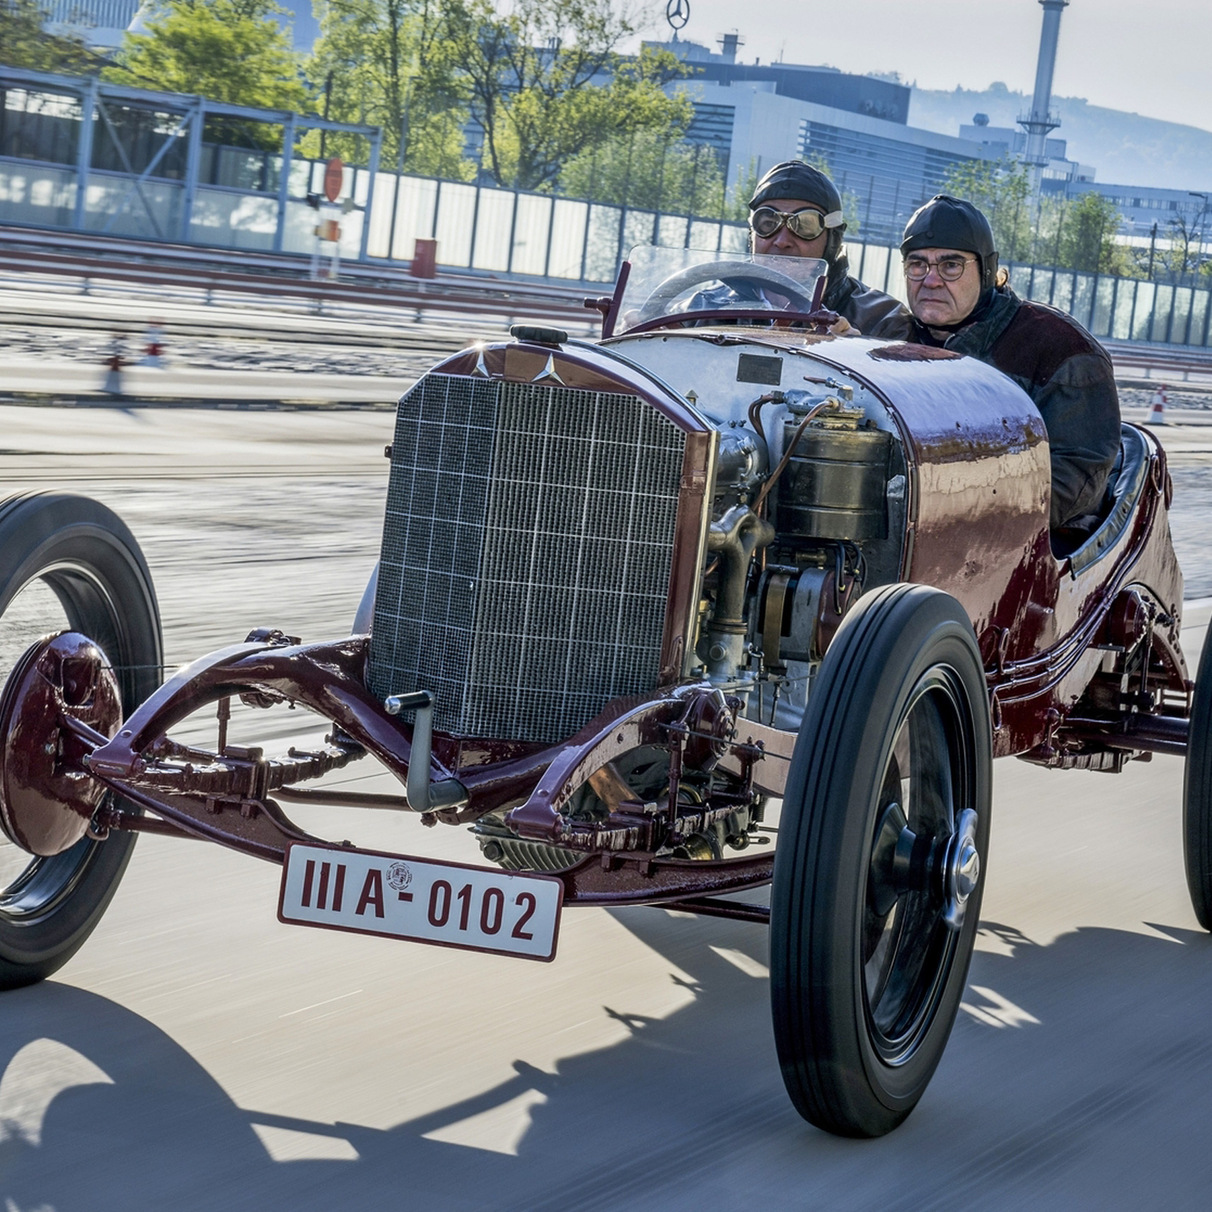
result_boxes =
[666,0,690,30]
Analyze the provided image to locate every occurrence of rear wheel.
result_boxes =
[0,494,162,988]
[1183,626,1212,928]
[770,584,991,1137]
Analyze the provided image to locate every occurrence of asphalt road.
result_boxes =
[1,393,1212,1207]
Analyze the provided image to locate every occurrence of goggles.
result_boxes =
[750,206,842,241]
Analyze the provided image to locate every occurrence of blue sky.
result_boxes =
[641,0,1210,132]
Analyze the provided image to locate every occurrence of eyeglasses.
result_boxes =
[751,206,831,241]
[903,255,978,282]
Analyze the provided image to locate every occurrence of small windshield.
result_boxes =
[611,245,829,336]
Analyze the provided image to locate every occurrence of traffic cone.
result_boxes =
[141,321,166,368]
[103,334,125,397]
[1146,385,1168,425]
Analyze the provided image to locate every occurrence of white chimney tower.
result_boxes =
[1018,0,1069,191]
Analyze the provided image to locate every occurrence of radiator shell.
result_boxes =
[368,372,697,743]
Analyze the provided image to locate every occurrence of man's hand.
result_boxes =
[800,307,858,336]
[828,316,861,337]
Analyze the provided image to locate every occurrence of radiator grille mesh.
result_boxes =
[368,372,686,742]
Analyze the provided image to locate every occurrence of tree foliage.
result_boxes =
[1141,208,1212,282]
[558,130,726,215]
[0,0,97,73]
[1053,190,1126,274]
[940,156,1031,262]
[940,159,1136,276]
[305,0,469,177]
[444,1,693,193]
[104,0,310,112]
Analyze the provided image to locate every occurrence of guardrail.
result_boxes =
[0,225,605,330]
[1104,341,1212,382]
[7,224,1212,383]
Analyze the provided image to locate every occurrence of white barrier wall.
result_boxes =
[3,151,1210,347]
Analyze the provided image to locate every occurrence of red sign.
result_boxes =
[323,157,344,203]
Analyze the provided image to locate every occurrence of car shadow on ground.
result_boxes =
[5,913,1212,1211]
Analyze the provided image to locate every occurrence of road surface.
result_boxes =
[0,393,1211,1208]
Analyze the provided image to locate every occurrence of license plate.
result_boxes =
[278,842,564,962]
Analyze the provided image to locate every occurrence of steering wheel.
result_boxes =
[633,260,822,324]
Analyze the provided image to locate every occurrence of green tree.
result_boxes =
[718,158,760,221]
[1055,190,1127,275]
[941,156,1032,262]
[0,0,96,72]
[559,132,729,215]
[104,0,310,111]
[1150,210,1206,281]
[445,0,692,192]
[305,0,469,178]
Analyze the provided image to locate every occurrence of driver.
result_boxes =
[747,160,913,339]
[900,194,1121,531]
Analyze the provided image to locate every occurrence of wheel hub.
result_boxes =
[941,808,981,931]
[870,802,981,933]
[0,632,122,856]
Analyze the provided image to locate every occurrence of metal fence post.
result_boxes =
[358,132,380,262]
[272,112,295,253]
[542,196,554,278]
[181,96,204,242]
[467,182,482,269]
[72,75,98,231]
[505,188,519,273]
[579,201,592,281]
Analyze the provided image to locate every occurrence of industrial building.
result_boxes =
[648,35,1001,244]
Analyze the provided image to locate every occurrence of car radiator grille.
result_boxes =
[368,373,687,743]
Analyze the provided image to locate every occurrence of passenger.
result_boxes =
[747,160,913,339]
[900,194,1121,531]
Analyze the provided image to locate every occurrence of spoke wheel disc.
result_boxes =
[862,669,972,1064]
[0,495,161,989]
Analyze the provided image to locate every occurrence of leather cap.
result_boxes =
[749,160,844,228]
[901,194,999,289]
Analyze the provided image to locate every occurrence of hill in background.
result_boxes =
[909,82,1212,193]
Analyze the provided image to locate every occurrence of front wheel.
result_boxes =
[770,584,992,1137]
[0,494,162,989]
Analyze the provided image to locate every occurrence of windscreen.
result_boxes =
[612,245,829,335]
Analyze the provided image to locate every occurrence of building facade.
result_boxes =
[650,37,998,243]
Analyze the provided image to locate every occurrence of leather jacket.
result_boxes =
[910,286,1121,529]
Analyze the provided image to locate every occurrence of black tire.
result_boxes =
[0,494,162,989]
[1183,625,1212,928]
[770,584,992,1137]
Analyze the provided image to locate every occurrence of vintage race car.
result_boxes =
[0,245,1201,1138]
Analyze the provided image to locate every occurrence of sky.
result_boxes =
[638,0,1212,133]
